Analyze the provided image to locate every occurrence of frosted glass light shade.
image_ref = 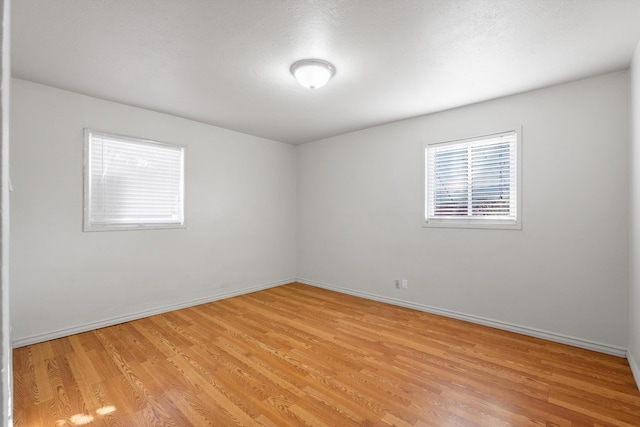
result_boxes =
[290,59,335,89]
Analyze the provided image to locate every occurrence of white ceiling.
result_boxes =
[11,0,640,145]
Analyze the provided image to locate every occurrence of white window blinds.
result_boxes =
[425,131,519,228]
[84,130,185,231]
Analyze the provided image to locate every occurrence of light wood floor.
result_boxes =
[12,283,640,426]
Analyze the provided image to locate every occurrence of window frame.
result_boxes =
[83,129,186,232]
[423,129,522,230]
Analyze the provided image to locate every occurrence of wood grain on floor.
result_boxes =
[12,283,640,426]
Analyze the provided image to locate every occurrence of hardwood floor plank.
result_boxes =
[548,387,640,426]
[89,381,127,427]
[13,283,640,426]
[100,376,150,424]
[31,345,55,404]
[163,388,217,427]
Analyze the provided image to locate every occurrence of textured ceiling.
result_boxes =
[11,0,640,144]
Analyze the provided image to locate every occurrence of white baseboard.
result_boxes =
[628,350,640,391]
[297,278,627,358]
[12,278,295,348]
[15,277,629,360]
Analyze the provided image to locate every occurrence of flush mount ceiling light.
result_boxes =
[290,59,336,89]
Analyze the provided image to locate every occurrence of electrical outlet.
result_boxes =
[395,279,400,289]
[401,279,408,289]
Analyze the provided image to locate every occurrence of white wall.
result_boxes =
[10,78,297,345]
[9,69,633,360]
[298,71,630,355]
[0,0,10,424]
[629,40,640,384]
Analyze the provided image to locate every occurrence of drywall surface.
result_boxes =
[629,40,640,384]
[298,71,629,353]
[10,78,297,344]
[0,0,10,423]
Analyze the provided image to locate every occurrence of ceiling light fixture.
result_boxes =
[290,59,336,89]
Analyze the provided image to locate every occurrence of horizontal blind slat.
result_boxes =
[426,132,517,222]
[87,131,185,228]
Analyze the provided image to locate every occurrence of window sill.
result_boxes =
[83,223,186,232]
[422,219,521,230]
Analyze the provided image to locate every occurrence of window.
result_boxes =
[424,130,520,229]
[84,130,185,231]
